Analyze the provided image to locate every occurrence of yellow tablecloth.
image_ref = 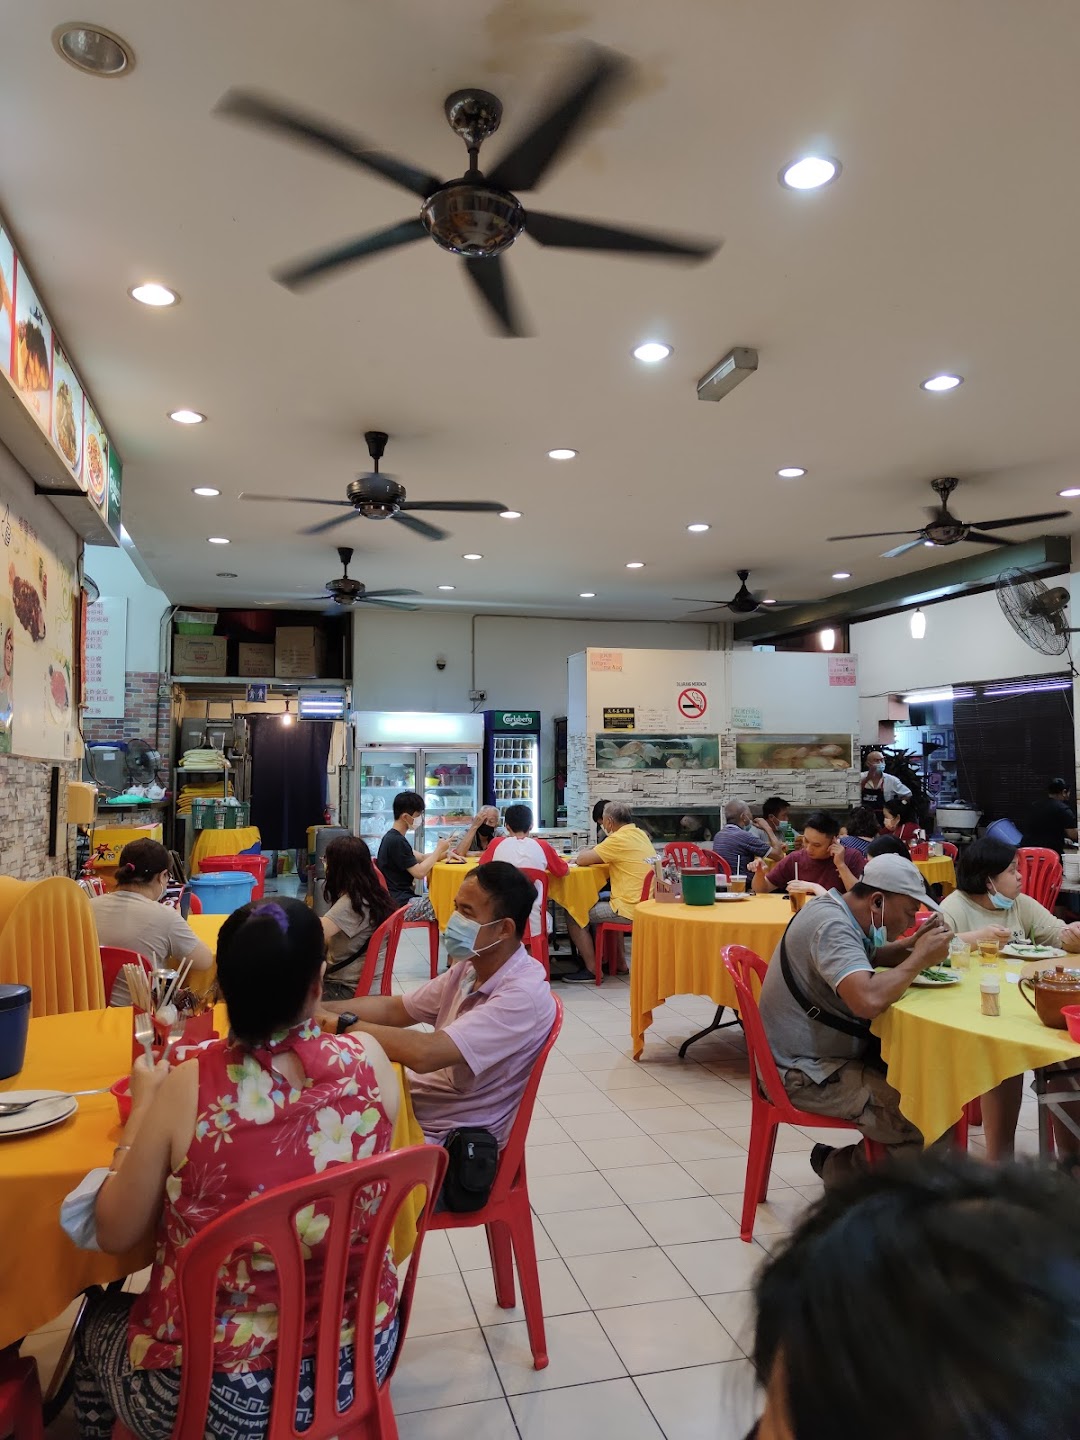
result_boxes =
[872,971,1080,1144]
[184,912,226,998]
[428,858,610,929]
[190,827,262,873]
[0,1004,424,1348]
[631,895,793,1059]
[914,855,956,894]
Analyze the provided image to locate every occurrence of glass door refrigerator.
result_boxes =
[353,712,484,854]
[484,710,542,819]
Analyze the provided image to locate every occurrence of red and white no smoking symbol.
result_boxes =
[677,687,707,720]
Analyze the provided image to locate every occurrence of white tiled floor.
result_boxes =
[33,929,1042,1439]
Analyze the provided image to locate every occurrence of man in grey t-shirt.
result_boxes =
[758,854,950,1185]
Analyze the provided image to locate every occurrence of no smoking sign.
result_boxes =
[677,686,708,720]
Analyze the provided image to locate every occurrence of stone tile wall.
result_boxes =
[0,754,79,878]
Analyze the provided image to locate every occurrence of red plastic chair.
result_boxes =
[99,946,153,1006]
[0,1354,43,1440]
[430,999,563,1369]
[721,946,887,1241]
[1017,847,1063,911]
[663,841,717,871]
[186,891,203,915]
[940,842,958,860]
[374,863,441,976]
[519,868,552,978]
[593,870,655,986]
[351,907,407,998]
[115,1146,446,1440]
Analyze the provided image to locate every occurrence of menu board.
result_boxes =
[12,264,51,431]
[0,229,12,381]
[83,596,126,718]
[51,340,83,485]
[83,399,108,515]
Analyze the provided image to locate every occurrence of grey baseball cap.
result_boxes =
[860,854,941,911]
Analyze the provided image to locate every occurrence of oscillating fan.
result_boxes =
[125,738,162,787]
[996,567,1078,657]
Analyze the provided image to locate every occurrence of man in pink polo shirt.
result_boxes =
[319,861,556,1147]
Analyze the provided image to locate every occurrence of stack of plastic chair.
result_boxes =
[0,876,104,1016]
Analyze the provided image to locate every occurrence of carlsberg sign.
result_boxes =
[494,711,539,730]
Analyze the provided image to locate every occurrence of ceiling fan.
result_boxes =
[828,477,1069,559]
[216,45,719,337]
[299,547,421,612]
[674,570,813,615]
[240,430,507,541]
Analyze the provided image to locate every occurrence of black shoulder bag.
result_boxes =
[442,1127,499,1212]
[778,919,883,1069]
[325,933,372,980]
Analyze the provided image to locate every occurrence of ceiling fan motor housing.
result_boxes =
[421,182,525,257]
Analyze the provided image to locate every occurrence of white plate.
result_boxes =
[0,1089,78,1137]
[910,970,963,988]
[1000,944,1068,960]
[714,892,754,903]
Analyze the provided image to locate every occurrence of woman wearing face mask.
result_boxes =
[941,836,1080,1163]
[90,839,213,1004]
[882,797,923,847]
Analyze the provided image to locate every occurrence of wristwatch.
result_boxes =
[336,1012,359,1035]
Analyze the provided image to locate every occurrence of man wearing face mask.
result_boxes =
[859,750,912,816]
[758,853,951,1186]
[711,800,784,874]
[318,861,556,1150]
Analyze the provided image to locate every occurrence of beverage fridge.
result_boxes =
[352,711,484,853]
[484,709,542,818]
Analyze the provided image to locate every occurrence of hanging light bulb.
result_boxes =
[819,628,836,652]
[281,698,294,726]
[910,608,927,640]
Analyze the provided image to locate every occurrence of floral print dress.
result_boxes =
[128,1021,398,1373]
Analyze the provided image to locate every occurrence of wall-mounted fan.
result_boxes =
[217,45,718,336]
[298,547,421,612]
[240,431,507,541]
[125,738,162,786]
[674,570,814,615]
[996,566,1079,656]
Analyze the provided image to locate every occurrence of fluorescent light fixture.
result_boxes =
[207,536,229,545]
[819,628,836,651]
[626,561,645,569]
[696,347,758,403]
[579,591,596,598]
[762,598,777,605]
[780,156,840,190]
[910,608,927,640]
[920,374,963,392]
[437,584,455,591]
[901,688,955,704]
[129,282,178,307]
[777,467,806,479]
[192,486,219,497]
[169,409,206,424]
[298,687,347,720]
[687,523,710,533]
[983,678,1072,697]
[548,448,577,460]
[499,510,522,519]
[1058,488,1080,498]
[832,571,851,580]
[924,540,936,548]
[371,711,471,743]
[633,341,672,363]
[463,553,482,560]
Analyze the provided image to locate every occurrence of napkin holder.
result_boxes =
[653,877,681,904]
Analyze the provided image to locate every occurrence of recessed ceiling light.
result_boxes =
[1059,488,1080,498]
[216,572,238,578]
[207,536,230,545]
[463,553,482,561]
[780,156,840,190]
[832,571,851,580]
[920,374,963,392]
[687,523,710,533]
[777,467,806,479]
[579,591,596,598]
[169,409,206,425]
[626,561,645,569]
[499,510,522,520]
[129,282,178,307]
[52,24,133,76]
[632,341,672,363]
[438,584,456,591]
[192,486,220,498]
[924,540,936,547]
[548,448,577,460]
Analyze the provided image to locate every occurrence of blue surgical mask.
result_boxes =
[444,912,502,960]
[988,883,1015,912]
[868,899,887,952]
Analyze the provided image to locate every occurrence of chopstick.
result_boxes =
[161,954,195,1012]
[123,963,152,1013]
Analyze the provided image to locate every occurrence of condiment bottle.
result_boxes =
[980,977,1001,1017]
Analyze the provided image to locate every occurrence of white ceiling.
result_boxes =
[3,0,1080,620]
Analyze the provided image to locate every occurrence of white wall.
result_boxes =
[84,543,170,672]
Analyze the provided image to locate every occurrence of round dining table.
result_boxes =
[913,855,957,893]
[0,1003,424,1350]
[872,967,1080,1144]
[630,894,793,1060]
[428,856,610,929]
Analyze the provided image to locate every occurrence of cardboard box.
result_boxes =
[275,626,328,678]
[237,642,275,677]
[173,634,227,677]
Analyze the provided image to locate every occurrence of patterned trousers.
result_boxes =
[74,1290,399,1439]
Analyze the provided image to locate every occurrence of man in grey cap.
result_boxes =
[758,853,950,1186]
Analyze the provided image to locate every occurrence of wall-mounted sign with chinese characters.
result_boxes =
[828,655,857,687]
[731,706,764,730]
[82,597,127,719]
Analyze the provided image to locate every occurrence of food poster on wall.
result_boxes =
[5,503,75,759]
[13,262,51,432]
[595,734,720,771]
[735,733,853,771]
[0,594,13,754]
[83,399,108,514]
[0,228,12,379]
[51,341,83,484]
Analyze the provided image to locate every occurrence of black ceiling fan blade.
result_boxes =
[881,538,931,559]
[964,510,1070,530]
[276,219,428,290]
[964,530,1017,547]
[302,511,361,537]
[359,596,421,610]
[240,493,352,507]
[672,597,733,609]
[392,512,448,541]
[216,90,443,198]
[526,210,718,260]
[487,46,630,193]
[359,588,422,598]
[827,529,922,541]
[400,500,507,513]
[462,256,528,337]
